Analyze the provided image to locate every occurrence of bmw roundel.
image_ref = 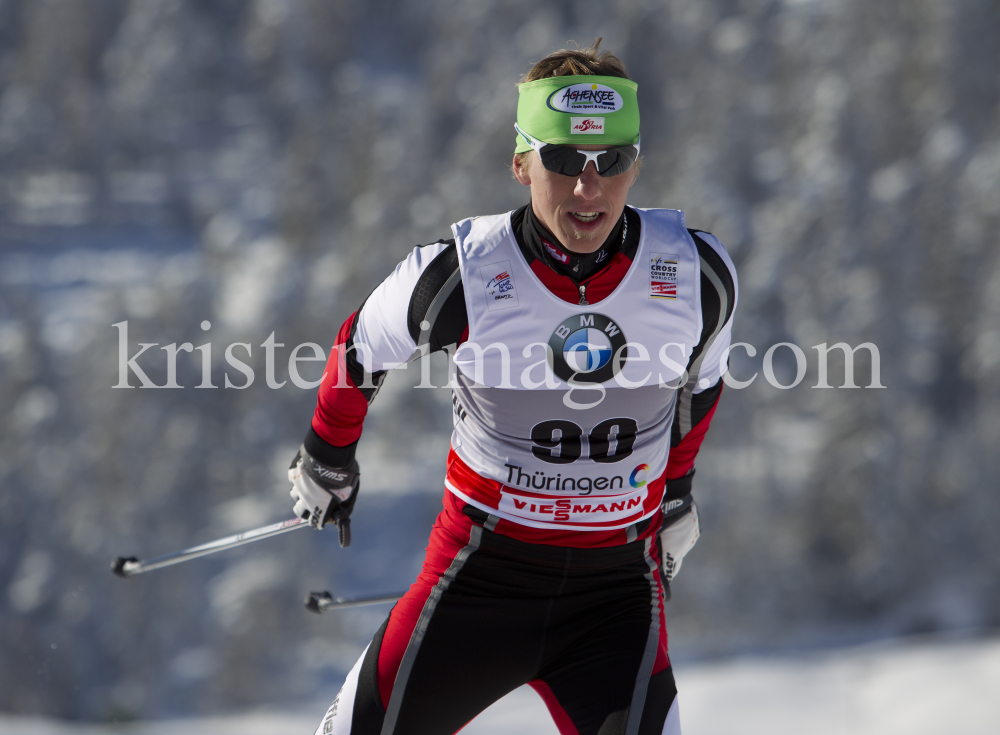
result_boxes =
[548,313,628,384]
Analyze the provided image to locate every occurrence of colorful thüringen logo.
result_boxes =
[629,464,650,488]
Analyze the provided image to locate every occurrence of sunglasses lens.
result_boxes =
[596,147,638,177]
[538,145,637,177]
[539,146,586,177]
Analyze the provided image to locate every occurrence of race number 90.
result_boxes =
[530,418,638,464]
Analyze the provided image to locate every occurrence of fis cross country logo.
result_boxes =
[649,253,679,299]
[547,313,627,384]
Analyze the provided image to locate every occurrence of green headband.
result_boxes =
[515,75,640,153]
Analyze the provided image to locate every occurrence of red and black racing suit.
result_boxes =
[306,205,736,735]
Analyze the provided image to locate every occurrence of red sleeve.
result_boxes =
[664,383,723,480]
[311,311,372,447]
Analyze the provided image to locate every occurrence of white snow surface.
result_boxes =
[2,635,997,735]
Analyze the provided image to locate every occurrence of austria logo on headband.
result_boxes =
[571,117,605,134]
[547,83,624,113]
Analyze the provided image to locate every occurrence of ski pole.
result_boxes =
[111,517,308,578]
[305,590,406,613]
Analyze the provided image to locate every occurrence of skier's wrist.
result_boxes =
[663,467,695,501]
[304,425,358,468]
[661,468,695,525]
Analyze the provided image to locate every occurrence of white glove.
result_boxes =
[288,447,359,546]
[658,502,700,583]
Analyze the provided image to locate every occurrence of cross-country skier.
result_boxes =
[288,40,737,735]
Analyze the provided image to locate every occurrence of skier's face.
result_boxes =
[512,145,637,253]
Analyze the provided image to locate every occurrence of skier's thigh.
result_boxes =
[536,663,680,735]
[311,607,527,735]
[381,592,538,732]
[534,594,678,734]
[536,637,645,731]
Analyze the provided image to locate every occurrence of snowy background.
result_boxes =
[1,0,999,730]
[4,635,1000,733]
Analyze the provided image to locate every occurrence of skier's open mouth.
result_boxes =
[569,211,604,227]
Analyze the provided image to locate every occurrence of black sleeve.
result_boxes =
[406,239,468,352]
[670,229,736,449]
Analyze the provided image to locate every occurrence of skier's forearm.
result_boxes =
[665,380,723,480]
[311,311,379,451]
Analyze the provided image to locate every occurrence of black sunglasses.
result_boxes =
[515,124,640,178]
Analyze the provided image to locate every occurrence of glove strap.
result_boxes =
[334,509,352,548]
[663,468,695,502]
[299,448,359,488]
[660,493,693,527]
[660,469,695,528]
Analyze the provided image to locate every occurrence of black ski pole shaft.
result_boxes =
[305,590,406,613]
[111,517,308,578]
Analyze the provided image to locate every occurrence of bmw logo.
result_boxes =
[548,313,628,384]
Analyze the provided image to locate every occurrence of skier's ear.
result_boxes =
[511,152,533,186]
